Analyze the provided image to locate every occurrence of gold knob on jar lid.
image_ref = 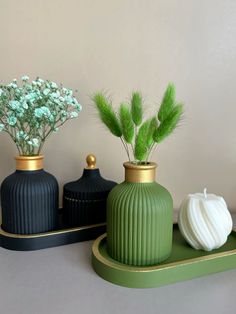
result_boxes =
[86,154,97,169]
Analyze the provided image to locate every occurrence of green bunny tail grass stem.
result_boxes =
[147,116,158,147]
[154,103,184,143]
[93,93,122,137]
[119,103,134,144]
[158,83,176,123]
[131,92,143,126]
[134,119,151,161]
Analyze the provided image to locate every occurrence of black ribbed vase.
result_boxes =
[1,156,59,235]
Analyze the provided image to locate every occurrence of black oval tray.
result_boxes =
[0,209,106,251]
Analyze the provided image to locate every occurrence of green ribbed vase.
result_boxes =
[107,162,173,266]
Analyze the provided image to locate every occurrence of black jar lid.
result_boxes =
[63,154,117,201]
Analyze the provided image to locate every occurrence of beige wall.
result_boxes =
[0,0,236,209]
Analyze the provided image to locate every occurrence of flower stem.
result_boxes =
[120,137,130,162]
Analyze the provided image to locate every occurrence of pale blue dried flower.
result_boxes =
[15,88,23,95]
[43,88,50,96]
[72,97,78,104]
[25,84,33,92]
[51,82,58,89]
[37,78,44,84]
[16,131,28,140]
[53,99,61,106]
[62,88,72,96]
[65,96,74,104]
[49,115,55,122]
[8,83,17,88]
[0,123,4,131]
[75,103,82,111]
[34,108,43,118]
[60,110,67,117]
[25,92,38,103]
[21,102,28,109]
[9,100,21,110]
[7,116,17,126]
[42,107,51,116]
[16,108,25,117]
[28,138,39,147]
[70,111,79,118]
[51,91,60,99]
[32,138,39,147]
[34,106,51,119]
[21,75,29,81]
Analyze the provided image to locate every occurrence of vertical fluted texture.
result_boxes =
[107,182,173,266]
[63,197,107,227]
[62,169,116,227]
[1,170,59,234]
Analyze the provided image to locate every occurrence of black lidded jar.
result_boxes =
[63,154,117,228]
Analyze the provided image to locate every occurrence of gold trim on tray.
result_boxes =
[0,223,106,239]
[92,233,236,273]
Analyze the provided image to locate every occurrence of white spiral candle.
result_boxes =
[178,189,233,251]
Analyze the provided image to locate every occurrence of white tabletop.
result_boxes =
[1,215,236,314]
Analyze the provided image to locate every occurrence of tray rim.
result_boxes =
[0,222,106,239]
[92,229,236,273]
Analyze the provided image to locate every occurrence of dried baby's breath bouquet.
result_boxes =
[0,76,82,155]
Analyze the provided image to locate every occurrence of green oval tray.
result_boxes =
[92,225,236,288]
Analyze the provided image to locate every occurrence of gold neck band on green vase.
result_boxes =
[124,162,157,183]
[15,155,44,171]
